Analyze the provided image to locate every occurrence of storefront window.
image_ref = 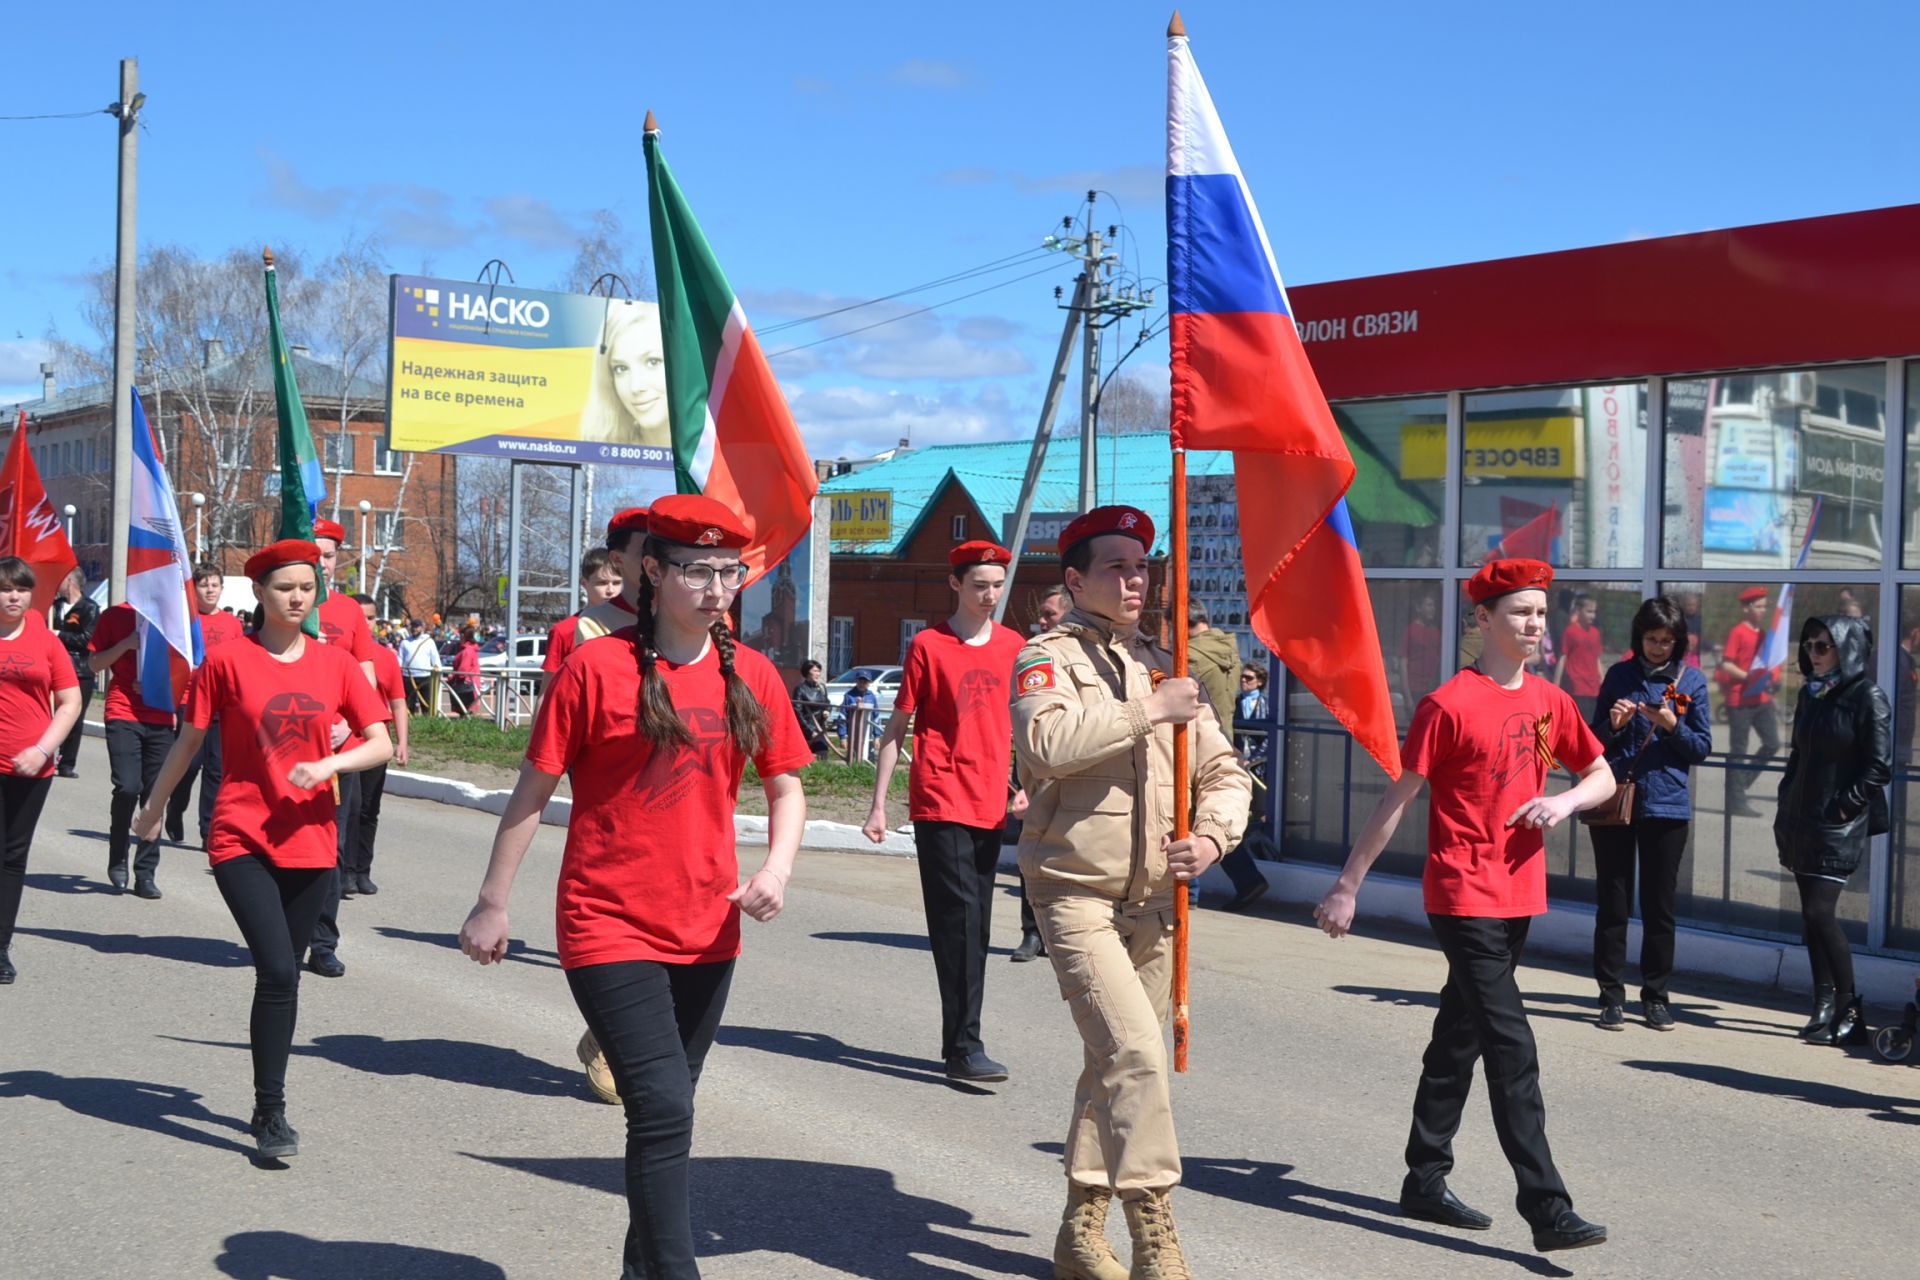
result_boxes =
[1664,366,1886,571]
[1904,363,1920,570]
[1886,585,1920,950]
[1330,398,1445,567]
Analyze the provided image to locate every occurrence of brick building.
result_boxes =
[12,349,458,617]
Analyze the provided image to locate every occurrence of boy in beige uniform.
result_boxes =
[1013,505,1250,1280]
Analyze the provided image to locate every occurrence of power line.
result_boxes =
[757,246,1054,334]
[765,259,1074,358]
[0,106,111,121]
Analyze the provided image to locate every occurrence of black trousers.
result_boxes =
[351,762,388,876]
[105,719,171,877]
[0,773,53,950]
[569,958,735,1280]
[403,673,431,715]
[1590,818,1689,1005]
[914,820,1000,1059]
[305,770,361,960]
[1794,873,1855,997]
[1405,914,1572,1226]
[165,720,223,846]
[211,854,331,1114]
[57,673,94,771]
[1726,703,1781,800]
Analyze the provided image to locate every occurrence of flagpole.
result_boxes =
[1171,445,1191,1072]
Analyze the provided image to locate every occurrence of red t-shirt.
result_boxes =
[90,603,174,726]
[184,634,390,868]
[527,630,814,968]
[1402,619,1442,698]
[543,616,580,673]
[315,592,378,664]
[1558,620,1604,699]
[0,616,79,778]
[370,644,405,704]
[895,620,1026,828]
[199,610,246,652]
[1402,669,1603,918]
[1720,621,1768,707]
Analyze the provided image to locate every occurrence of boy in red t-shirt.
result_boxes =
[1554,592,1604,699]
[165,564,247,848]
[863,540,1027,1084]
[1716,586,1779,816]
[1315,558,1617,1255]
[345,592,409,898]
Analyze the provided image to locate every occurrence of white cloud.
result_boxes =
[839,332,1029,380]
[886,59,972,90]
[788,383,1018,461]
[0,337,52,385]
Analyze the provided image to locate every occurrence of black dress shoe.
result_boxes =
[356,873,379,896]
[165,815,185,843]
[1222,880,1270,913]
[1827,994,1868,1046]
[134,877,162,900]
[341,876,359,899]
[1532,1210,1607,1252]
[1799,986,1837,1039]
[306,952,346,978]
[0,947,16,984]
[1010,932,1044,962]
[944,1052,1008,1083]
[108,862,129,891]
[56,765,77,778]
[1399,1185,1492,1230]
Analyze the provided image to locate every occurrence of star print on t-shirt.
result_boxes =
[631,705,728,813]
[258,691,328,758]
[954,667,1004,722]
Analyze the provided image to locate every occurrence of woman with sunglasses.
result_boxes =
[1587,597,1713,1031]
[459,494,812,1280]
[1775,614,1892,1046]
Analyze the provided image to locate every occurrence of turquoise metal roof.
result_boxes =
[820,432,1233,556]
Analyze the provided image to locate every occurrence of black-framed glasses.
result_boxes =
[1803,638,1835,656]
[667,559,749,590]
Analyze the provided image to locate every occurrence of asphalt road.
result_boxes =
[3,735,1915,1279]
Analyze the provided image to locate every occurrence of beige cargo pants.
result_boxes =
[1033,891,1180,1199]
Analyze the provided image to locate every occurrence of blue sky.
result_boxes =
[4,1,1915,462]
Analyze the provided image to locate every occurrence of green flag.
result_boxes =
[265,248,327,634]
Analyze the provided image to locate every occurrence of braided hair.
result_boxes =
[630,534,769,758]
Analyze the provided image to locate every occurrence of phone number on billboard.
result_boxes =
[604,445,670,462]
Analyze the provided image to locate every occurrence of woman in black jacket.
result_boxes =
[1774,614,1892,1046]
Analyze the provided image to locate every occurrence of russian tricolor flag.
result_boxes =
[125,388,202,709]
[1167,16,1401,777]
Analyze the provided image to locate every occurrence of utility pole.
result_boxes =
[1078,223,1104,509]
[107,58,143,605]
[996,271,1090,622]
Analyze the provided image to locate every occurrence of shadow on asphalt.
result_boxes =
[812,929,1017,958]
[214,1230,506,1279]
[65,828,112,843]
[21,872,118,896]
[1332,983,1798,1039]
[0,1070,253,1157]
[161,1034,591,1101]
[1622,1059,1920,1125]
[14,926,250,968]
[466,1153,1045,1278]
[715,1025,991,1094]
[1032,1142,1572,1276]
[371,926,563,970]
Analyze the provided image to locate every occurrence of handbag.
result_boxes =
[1579,712,1650,828]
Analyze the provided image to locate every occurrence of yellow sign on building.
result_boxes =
[1402,417,1581,480]
[829,490,892,541]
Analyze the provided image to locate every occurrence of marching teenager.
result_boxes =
[540,545,623,689]
[1315,559,1615,1254]
[1009,585,1073,964]
[862,540,1027,1084]
[0,558,84,985]
[346,593,408,898]
[134,540,391,1160]
[89,593,177,898]
[1012,506,1249,1280]
[458,495,812,1280]
[303,518,380,979]
[1776,614,1892,1047]
[165,563,246,848]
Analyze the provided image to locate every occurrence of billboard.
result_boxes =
[1000,511,1080,557]
[828,490,892,542]
[386,274,674,469]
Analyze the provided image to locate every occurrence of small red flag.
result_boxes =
[0,408,81,614]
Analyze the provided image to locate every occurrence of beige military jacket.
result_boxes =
[1012,606,1251,911]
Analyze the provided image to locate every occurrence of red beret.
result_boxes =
[606,506,650,540]
[1060,505,1154,558]
[647,494,750,550]
[245,539,322,581]
[949,540,1011,569]
[1739,586,1769,603]
[310,518,346,546]
[1467,558,1554,605]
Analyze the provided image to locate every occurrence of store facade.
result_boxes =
[1267,203,1920,957]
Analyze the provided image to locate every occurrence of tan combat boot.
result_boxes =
[576,1029,620,1104]
[1053,1182,1128,1280]
[1123,1190,1193,1280]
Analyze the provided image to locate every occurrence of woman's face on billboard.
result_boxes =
[610,309,668,432]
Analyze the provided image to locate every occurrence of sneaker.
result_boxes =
[1598,1002,1626,1031]
[1643,998,1676,1031]
[249,1109,300,1159]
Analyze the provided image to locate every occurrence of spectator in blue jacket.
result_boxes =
[1587,596,1713,1032]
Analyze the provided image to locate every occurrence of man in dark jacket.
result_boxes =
[53,570,97,779]
[1188,604,1271,912]
[1775,614,1892,1046]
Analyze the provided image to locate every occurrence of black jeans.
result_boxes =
[1794,873,1855,997]
[165,719,223,846]
[306,770,361,960]
[57,673,94,771]
[0,773,53,950]
[211,854,331,1114]
[568,958,735,1280]
[1726,703,1781,801]
[351,762,387,876]
[1590,817,1689,1005]
[913,820,1000,1059]
[1406,914,1572,1227]
[105,719,171,876]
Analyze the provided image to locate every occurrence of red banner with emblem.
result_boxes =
[0,409,79,614]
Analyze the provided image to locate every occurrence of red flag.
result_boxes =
[0,409,80,614]
[1492,499,1560,563]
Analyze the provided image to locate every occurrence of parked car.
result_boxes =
[477,633,547,671]
[824,664,904,713]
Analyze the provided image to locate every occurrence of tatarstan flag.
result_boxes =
[265,246,326,636]
[644,112,817,583]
